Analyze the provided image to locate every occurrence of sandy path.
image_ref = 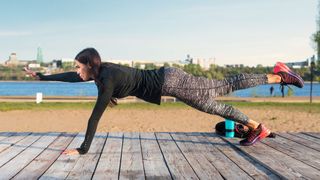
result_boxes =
[0,107,319,132]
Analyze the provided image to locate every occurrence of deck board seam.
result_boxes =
[154,133,174,180]
[197,133,226,179]
[65,134,86,179]
[0,132,15,143]
[12,132,62,179]
[277,133,320,152]
[117,133,124,180]
[288,133,320,146]
[0,133,42,169]
[91,132,109,179]
[301,132,320,140]
[202,132,272,179]
[214,135,255,179]
[169,132,200,180]
[219,136,287,179]
[261,140,320,171]
[139,133,147,180]
[0,132,32,154]
[38,132,77,179]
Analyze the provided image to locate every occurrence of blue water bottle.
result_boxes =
[225,119,235,138]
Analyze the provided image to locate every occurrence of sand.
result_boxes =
[0,106,319,133]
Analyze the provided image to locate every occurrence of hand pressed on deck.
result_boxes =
[62,149,80,155]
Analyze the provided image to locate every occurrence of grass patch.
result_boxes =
[0,102,188,111]
[0,101,319,113]
[0,102,95,111]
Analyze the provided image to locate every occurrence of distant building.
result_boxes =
[37,47,44,63]
[285,56,318,68]
[4,53,36,66]
[4,53,19,66]
[28,63,41,68]
[61,58,74,62]
[181,55,216,70]
[194,57,215,70]
[51,60,63,69]
[224,64,244,68]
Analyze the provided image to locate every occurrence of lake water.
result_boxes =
[0,81,319,97]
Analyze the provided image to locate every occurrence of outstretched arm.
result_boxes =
[76,80,114,154]
[24,67,85,82]
[36,72,84,82]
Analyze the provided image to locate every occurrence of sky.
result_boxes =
[0,0,318,66]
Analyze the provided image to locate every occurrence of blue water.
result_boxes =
[230,83,320,97]
[0,81,319,97]
[0,82,98,96]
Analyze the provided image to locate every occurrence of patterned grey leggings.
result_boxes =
[161,67,268,125]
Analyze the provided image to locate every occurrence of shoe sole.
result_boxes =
[240,127,270,146]
[286,71,304,87]
[274,62,304,87]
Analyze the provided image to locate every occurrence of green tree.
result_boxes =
[183,64,204,77]
[208,64,225,80]
[62,62,74,71]
[134,62,141,69]
[172,63,183,69]
[144,63,157,70]
[163,62,170,67]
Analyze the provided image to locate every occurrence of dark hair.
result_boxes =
[75,48,101,81]
[75,48,117,107]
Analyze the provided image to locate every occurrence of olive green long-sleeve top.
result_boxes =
[37,62,165,154]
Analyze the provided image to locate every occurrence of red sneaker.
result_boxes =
[239,124,271,146]
[273,62,304,88]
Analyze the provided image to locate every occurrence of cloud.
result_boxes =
[0,31,31,37]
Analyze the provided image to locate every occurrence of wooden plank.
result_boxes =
[302,132,320,139]
[0,132,30,153]
[170,132,224,179]
[0,132,14,142]
[279,132,320,152]
[0,133,39,168]
[201,133,279,180]
[119,132,145,180]
[263,134,320,170]
[225,138,320,179]
[0,132,60,179]
[66,132,107,179]
[140,132,171,179]
[196,133,254,179]
[12,133,76,179]
[39,133,84,179]
[290,132,320,146]
[155,132,199,179]
[93,132,123,180]
[194,134,252,179]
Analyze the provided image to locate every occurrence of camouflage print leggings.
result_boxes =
[161,67,268,125]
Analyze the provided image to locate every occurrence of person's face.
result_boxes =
[75,60,92,81]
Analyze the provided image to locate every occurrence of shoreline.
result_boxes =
[0,80,318,83]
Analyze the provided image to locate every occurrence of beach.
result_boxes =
[0,96,319,133]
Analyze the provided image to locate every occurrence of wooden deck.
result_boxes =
[0,132,319,179]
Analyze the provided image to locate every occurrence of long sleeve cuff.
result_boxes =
[36,72,45,80]
[76,147,88,154]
